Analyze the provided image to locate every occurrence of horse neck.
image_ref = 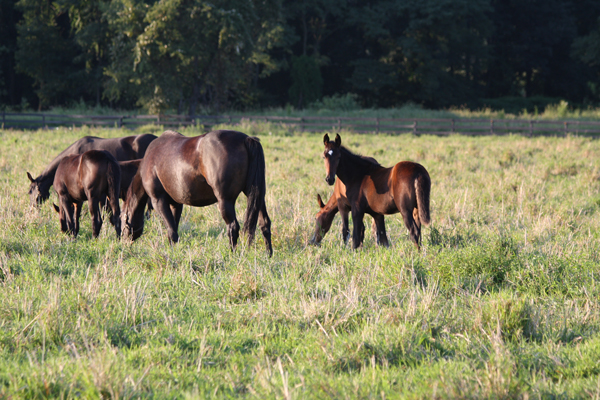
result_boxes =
[335,148,377,186]
[37,147,76,188]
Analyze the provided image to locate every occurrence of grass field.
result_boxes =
[2,123,600,398]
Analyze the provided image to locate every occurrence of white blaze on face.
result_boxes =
[327,150,333,156]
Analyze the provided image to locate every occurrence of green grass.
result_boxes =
[18,99,600,121]
[2,124,600,398]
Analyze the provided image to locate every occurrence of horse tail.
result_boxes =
[415,167,431,226]
[106,156,122,235]
[242,136,267,243]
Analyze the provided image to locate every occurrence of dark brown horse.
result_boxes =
[310,179,377,246]
[122,130,273,256]
[322,133,431,250]
[27,134,156,206]
[52,150,121,238]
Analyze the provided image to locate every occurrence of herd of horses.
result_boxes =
[26,130,431,256]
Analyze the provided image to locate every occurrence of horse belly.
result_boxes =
[187,181,218,207]
[166,178,217,207]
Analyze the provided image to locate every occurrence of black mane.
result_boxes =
[340,146,381,169]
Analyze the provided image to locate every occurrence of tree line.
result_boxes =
[1,0,600,114]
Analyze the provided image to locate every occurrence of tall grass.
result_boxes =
[1,124,600,398]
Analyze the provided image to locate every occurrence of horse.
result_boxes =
[310,177,379,246]
[52,150,121,239]
[27,134,156,207]
[122,130,273,256]
[321,133,431,250]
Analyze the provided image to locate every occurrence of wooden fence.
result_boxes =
[3,111,600,136]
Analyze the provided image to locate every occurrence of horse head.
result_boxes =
[322,133,341,186]
[121,195,144,240]
[27,172,49,207]
[310,193,333,245]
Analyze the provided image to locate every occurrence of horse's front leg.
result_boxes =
[217,199,240,251]
[152,196,179,243]
[351,207,365,250]
[372,214,389,247]
[339,206,350,245]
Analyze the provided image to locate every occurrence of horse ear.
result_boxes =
[334,134,341,147]
[323,134,330,145]
[27,172,35,182]
[53,203,60,213]
[317,194,325,208]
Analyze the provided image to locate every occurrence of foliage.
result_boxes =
[288,55,323,108]
[308,93,360,111]
[3,0,600,111]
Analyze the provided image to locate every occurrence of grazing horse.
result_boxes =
[27,134,156,206]
[52,150,121,238]
[322,133,431,250]
[310,178,378,246]
[122,130,273,256]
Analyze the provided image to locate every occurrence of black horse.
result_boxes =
[52,150,121,239]
[27,134,156,206]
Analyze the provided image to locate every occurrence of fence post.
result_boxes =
[564,121,568,136]
[337,118,341,131]
[301,117,305,131]
[529,120,534,136]
[490,119,494,135]
[413,120,417,135]
[42,114,46,130]
[376,117,380,134]
[451,118,455,133]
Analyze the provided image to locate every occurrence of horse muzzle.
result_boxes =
[325,175,335,186]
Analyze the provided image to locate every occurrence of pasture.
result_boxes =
[1,123,600,398]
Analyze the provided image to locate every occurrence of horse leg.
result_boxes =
[152,196,179,243]
[89,198,103,238]
[399,203,421,250]
[340,207,350,244]
[413,207,422,246]
[171,203,183,232]
[217,199,240,251]
[74,202,82,237]
[373,214,389,247]
[258,203,273,256]
[351,208,365,250]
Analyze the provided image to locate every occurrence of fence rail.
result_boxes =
[3,111,600,136]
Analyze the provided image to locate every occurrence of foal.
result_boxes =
[310,179,378,246]
[52,150,121,238]
[321,133,431,250]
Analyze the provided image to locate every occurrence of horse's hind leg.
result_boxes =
[89,198,103,238]
[399,205,421,250]
[258,203,272,256]
[74,202,82,237]
[413,208,422,245]
[217,199,240,251]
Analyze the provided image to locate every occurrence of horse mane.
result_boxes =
[340,146,381,170]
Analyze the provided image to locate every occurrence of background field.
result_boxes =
[2,124,600,398]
